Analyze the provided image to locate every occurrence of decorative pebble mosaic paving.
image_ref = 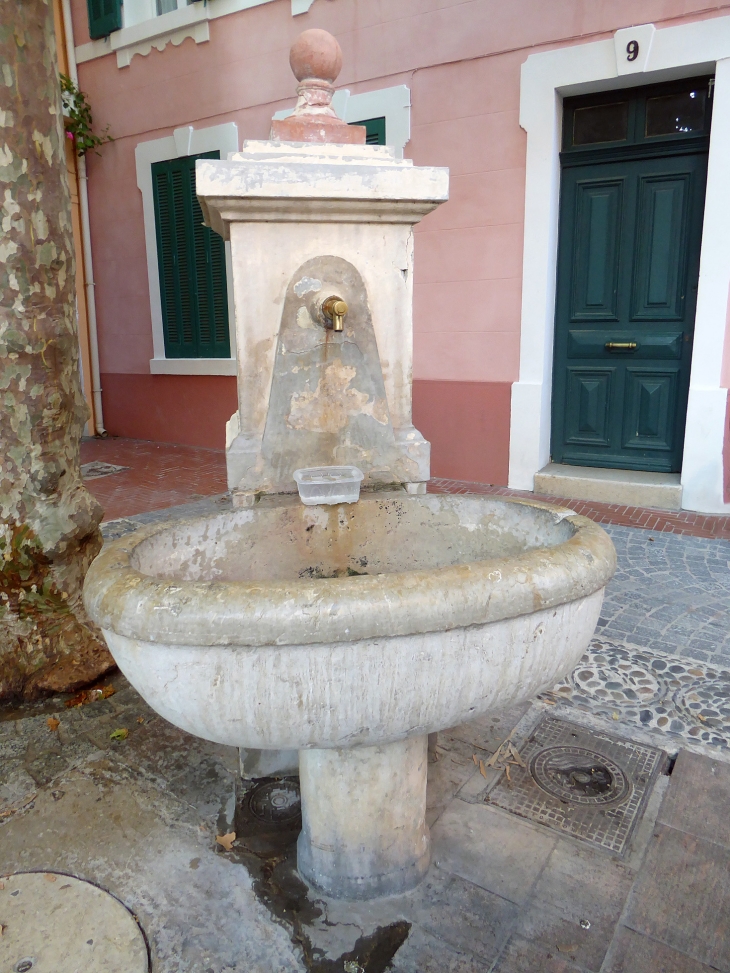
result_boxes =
[541,638,730,752]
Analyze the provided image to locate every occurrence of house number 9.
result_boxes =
[626,40,639,61]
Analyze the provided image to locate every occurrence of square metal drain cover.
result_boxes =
[488,716,666,855]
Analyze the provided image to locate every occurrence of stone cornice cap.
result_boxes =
[196,142,449,234]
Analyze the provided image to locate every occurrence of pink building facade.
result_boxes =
[68,0,730,512]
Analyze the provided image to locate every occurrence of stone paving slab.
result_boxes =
[622,825,730,970]
[430,802,558,906]
[656,747,730,845]
[513,841,635,972]
[389,924,486,973]
[602,926,719,973]
[491,935,589,972]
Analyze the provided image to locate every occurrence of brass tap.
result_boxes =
[322,296,348,332]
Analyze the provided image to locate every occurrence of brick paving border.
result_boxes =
[430,478,730,541]
[79,437,730,541]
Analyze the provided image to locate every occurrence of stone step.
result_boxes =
[534,463,682,510]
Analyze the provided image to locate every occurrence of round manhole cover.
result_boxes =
[530,746,632,807]
[248,779,301,824]
[0,872,148,972]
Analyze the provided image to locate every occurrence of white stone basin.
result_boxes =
[84,492,615,899]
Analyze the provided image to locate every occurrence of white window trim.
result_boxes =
[135,121,239,376]
[272,84,411,159]
[510,16,730,514]
[76,0,317,68]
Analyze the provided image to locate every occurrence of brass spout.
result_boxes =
[323,296,348,332]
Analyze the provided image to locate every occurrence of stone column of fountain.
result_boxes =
[196,30,447,506]
[85,30,616,903]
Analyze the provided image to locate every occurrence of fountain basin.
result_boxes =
[84,492,615,897]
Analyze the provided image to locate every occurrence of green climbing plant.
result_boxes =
[59,73,113,157]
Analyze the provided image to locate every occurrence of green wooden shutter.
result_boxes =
[151,151,231,359]
[86,0,122,39]
[349,116,386,145]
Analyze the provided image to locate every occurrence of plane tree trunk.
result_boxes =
[0,0,114,700]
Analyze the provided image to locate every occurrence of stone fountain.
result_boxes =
[84,30,615,901]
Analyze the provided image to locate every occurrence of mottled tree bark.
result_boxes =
[0,0,114,700]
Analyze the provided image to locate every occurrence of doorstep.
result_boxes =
[534,463,682,511]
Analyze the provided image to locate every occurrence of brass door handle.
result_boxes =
[323,296,348,332]
[605,341,637,351]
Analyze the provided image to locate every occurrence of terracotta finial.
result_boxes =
[270,29,366,145]
[290,28,343,83]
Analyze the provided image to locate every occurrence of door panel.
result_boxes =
[564,369,613,446]
[552,152,707,472]
[567,330,682,359]
[622,368,679,452]
[631,175,689,320]
[571,181,623,320]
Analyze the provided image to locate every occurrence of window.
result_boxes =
[151,152,230,359]
[564,77,713,152]
[360,116,387,145]
[86,0,122,39]
[156,0,191,14]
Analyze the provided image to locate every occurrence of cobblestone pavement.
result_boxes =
[598,524,730,664]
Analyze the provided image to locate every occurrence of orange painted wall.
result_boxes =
[101,374,237,449]
[413,380,511,485]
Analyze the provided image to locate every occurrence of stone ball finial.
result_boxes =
[289,29,343,84]
[270,28,365,144]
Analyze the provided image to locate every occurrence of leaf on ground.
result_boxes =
[472,753,478,765]
[65,687,111,708]
[505,765,512,782]
[479,759,487,779]
[46,717,60,732]
[216,832,236,852]
[137,716,145,724]
[44,873,56,882]
[110,728,128,741]
[612,711,620,721]
[0,923,5,936]
[508,742,526,768]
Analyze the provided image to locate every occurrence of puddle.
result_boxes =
[222,777,410,972]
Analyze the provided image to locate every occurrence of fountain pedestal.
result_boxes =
[298,737,430,898]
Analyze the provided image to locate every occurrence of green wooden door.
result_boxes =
[552,79,711,472]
